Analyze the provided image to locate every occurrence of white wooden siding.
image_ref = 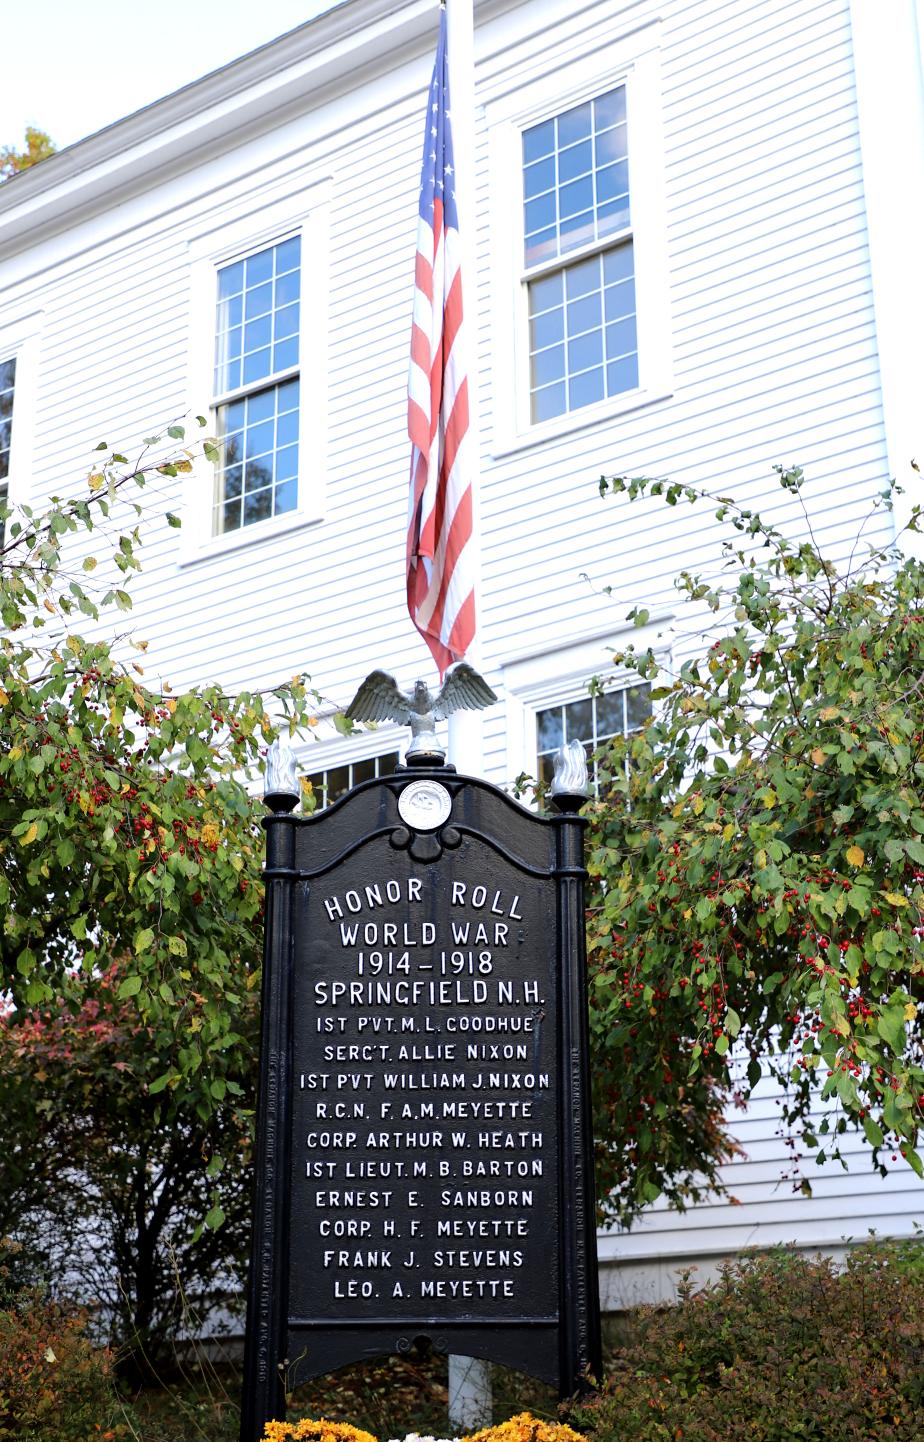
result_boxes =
[0,0,918,1295]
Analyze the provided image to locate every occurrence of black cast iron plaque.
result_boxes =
[290,829,559,1326]
[240,764,600,1442]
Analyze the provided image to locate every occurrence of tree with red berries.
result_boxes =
[0,424,319,1362]
[587,466,924,1224]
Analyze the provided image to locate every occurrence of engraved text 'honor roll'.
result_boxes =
[240,725,601,1442]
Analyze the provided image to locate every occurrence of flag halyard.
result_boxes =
[407,8,474,679]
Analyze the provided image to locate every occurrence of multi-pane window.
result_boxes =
[523,86,638,423]
[536,684,650,790]
[213,236,300,534]
[0,357,15,541]
[305,751,400,811]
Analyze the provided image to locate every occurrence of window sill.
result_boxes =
[176,502,323,568]
[489,383,673,461]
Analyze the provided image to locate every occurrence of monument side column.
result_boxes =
[552,787,602,1397]
[240,782,298,1442]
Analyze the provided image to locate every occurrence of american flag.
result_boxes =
[406,6,474,679]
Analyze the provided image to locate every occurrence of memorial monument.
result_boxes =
[240,670,601,1442]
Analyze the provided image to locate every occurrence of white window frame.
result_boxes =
[501,616,672,789]
[483,8,671,456]
[181,182,330,565]
[295,722,406,808]
[303,744,403,810]
[0,309,43,518]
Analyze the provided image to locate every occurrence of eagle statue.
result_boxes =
[345,663,497,761]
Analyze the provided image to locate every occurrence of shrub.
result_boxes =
[0,1289,124,1441]
[573,1243,924,1442]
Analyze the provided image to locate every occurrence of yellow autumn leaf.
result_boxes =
[0,688,9,706]
[723,823,735,842]
[201,823,220,847]
[811,747,826,766]
[820,706,839,721]
[692,793,705,815]
[682,907,692,921]
[905,1003,918,1022]
[883,892,909,907]
[21,822,38,845]
[830,1013,851,1036]
[88,471,104,491]
[845,844,865,867]
[671,799,684,818]
[760,789,777,808]
[8,745,22,761]
[755,848,767,869]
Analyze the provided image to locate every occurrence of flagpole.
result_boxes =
[445,0,485,781]
[442,0,492,1431]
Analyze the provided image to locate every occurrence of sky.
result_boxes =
[1,0,337,153]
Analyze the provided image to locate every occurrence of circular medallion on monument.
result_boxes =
[397,779,452,831]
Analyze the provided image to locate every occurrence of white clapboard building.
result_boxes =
[1,0,921,1308]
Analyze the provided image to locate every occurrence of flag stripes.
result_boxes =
[406,7,474,679]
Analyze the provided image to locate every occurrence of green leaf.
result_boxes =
[726,1007,741,1039]
[862,1115,884,1147]
[16,948,36,976]
[165,512,182,528]
[204,1204,225,1231]
[134,927,155,954]
[168,935,188,957]
[715,1034,729,1056]
[877,1004,906,1055]
[118,974,142,999]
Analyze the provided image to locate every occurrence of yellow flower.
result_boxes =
[260,1421,378,1442]
[460,1413,588,1442]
